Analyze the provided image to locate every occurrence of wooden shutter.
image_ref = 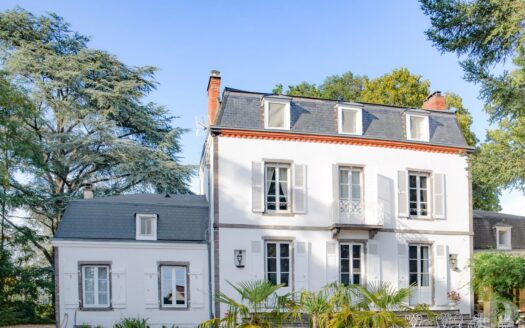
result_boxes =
[397,242,409,289]
[293,164,307,214]
[252,162,264,212]
[367,242,381,284]
[63,267,79,309]
[397,170,408,218]
[144,271,159,308]
[112,267,127,308]
[251,241,264,280]
[190,268,205,308]
[434,245,449,305]
[364,166,378,224]
[433,173,446,219]
[326,241,338,284]
[295,241,309,291]
[332,164,340,221]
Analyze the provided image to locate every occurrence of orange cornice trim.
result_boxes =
[216,129,469,154]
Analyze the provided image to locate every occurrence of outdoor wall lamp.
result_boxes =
[449,253,459,271]
[234,249,246,268]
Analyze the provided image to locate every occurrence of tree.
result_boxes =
[0,8,194,266]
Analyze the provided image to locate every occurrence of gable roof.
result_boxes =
[54,194,208,243]
[473,210,525,250]
[213,88,470,150]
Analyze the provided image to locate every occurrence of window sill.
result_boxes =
[263,212,294,217]
[408,216,434,221]
[80,306,113,312]
[159,306,189,311]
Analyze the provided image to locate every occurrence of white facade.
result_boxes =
[202,135,473,315]
[53,240,210,328]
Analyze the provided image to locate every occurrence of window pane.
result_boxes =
[499,231,507,245]
[280,259,289,273]
[409,274,418,285]
[280,244,289,257]
[421,273,430,287]
[351,185,361,201]
[341,259,349,273]
[341,273,350,286]
[281,273,289,287]
[267,258,277,272]
[409,175,417,188]
[409,246,417,259]
[340,245,349,259]
[279,167,288,182]
[340,185,349,200]
[98,291,108,305]
[353,259,361,271]
[421,260,429,274]
[410,116,423,140]
[85,292,95,305]
[162,267,173,305]
[175,267,186,305]
[421,246,429,260]
[267,273,277,285]
[353,274,360,285]
[269,103,285,128]
[342,109,357,134]
[352,245,361,258]
[409,189,417,202]
[340,170,349,184]
[267,243,276,257]
[419,176,427,189]
[409,259,418,273]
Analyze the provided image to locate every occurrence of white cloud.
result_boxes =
[500,189,525,216]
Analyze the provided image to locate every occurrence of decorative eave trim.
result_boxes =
[213,128,471,155]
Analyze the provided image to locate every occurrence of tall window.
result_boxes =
[160,265,188,308]
[339,167,363,205]
[340,243,362,285]
[266,241,291,287]
[265,164,290,212]
[409,245,430,288]
[81,264,110,308]
[409,172,429,217]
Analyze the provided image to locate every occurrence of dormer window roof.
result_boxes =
[136,213,157,240]
[495,224,512,250]
[406,110,430,142]
[337,104,363,135]
[263,97,291,130]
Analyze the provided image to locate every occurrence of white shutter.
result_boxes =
[332,164,340,221]
[252,162,264,212]
[364,166,378,224]
[63,267,79,309]
[293,164,307,213]
[251,241,264,280]
[112,267,127,308]
[433,173,446,219]
[295,241,309,291]
[326,241,338,284]
[144,271,159,308]
[367,242,381,284]
[434,245,449,305]
[397,171,408,218]
[190,269,205,308]
[397,242,409,289]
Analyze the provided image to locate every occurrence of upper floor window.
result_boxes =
[265,163,290,212]
[337,105,363,135]
[496,226,512,250]
[264,100,290,130]
[136,214,157,240]
[160,264,188,308]
[406,114,429,142]
[339,167,363,205]
[81,264,110,309]
[409,172,429,218]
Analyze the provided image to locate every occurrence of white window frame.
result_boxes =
[265,163,291,213]
[264,100,291,130]
[160,265,188,308]
[406,113,430,142]
[81,264,111,309]
[337,105,363,135]
[339,243,364,286]
[265,241,292,287]
[496,226,512,250]
[408,171,431,219]
[408,244,432,305]
[339,167,364,203]
[136,214,157,240]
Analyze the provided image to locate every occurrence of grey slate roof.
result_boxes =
[473,210,525,250]
[54,194,208,243]
[214,89,470,149]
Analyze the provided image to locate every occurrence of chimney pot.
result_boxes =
[422,91,447,110]
[207,70,221,125]
[83,183,93,199]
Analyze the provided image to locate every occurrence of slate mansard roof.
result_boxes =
[473,210,525,250]
[213,88,471,149]
[54,194,208,243]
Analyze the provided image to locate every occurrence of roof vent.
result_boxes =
[165,193,171,198]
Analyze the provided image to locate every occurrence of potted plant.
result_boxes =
[447,290,461,306]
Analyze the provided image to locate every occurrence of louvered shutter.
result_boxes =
[112,267,127,308]
[434,245,449,305]
[397,243,409,289]
[326,241,339,284]
[332,164,340,222]
[367,242,381,284]
[251,241,264,280]
[63,267,79,309]
[397,171,408,218]
[433,173,446,219]
[295,241,309,291]
[293,164,307,213]
[364,166,379,224]
[252,162,264,212]
[144,271,159,308]
[190,269,205,308]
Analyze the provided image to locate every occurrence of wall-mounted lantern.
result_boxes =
[449,253,459,271]
[234,249,246,268]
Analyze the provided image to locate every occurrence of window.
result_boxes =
[340,243,362,285]
[409,245,431,305]
[264,101,290,130]
[265,163,290,212]
[81,264,110,308]
[136,214,157,240]
[265,241,291,287]
[407,114,429,141]
[409,172,430,218]
[496,226,512,250]
[338,106,363,135]
[339,167,363,204]
[160,265,188,308]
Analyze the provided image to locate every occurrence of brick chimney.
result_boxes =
[83,183,93,199]
[422,91,447,110]
[207,70,221,125]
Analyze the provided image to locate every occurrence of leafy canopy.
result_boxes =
[471,253,525,300]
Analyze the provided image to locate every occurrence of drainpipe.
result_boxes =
[206,225,214,319]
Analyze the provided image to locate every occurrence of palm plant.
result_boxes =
[299,289,332,328]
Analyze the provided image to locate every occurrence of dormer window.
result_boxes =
[264,99,290,130]
[406,113,429,142]
[136,214,157,240]
[337,105,363,135]
[496,226,512,250]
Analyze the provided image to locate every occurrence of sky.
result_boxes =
[1,1,523,215]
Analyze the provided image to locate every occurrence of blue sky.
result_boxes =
[1,1,523,214]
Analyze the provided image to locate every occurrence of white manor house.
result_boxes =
[53,71,474,327]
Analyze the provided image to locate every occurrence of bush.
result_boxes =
[114,317,148,328]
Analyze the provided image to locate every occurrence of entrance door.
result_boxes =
[409,244,431,305]
[265,241,292,295]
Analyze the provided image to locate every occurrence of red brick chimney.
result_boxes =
[207,70,221,125]
[422,91,447,110]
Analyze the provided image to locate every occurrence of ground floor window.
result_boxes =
[160,265,188,308]
[409,244,431,304]
[81,264,110,308]
[340,243,362,285]
[265,241,291,287]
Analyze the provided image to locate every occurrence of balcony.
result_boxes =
[330,200,384,231]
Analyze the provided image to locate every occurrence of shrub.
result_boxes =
[114,317,148,328]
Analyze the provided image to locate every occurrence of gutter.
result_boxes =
[205,225,214,319]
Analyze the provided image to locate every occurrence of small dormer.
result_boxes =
[263,96,291,130]
[495,223,512,250]
[136,213,157,240]
[337,104,363,135]
[405,110,430,142]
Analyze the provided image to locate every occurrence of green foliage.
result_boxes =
[471,253,525,300]
[113,317,148,328]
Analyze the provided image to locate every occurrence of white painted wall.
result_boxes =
[53,241,210,328]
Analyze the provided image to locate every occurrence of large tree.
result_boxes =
[0,9,193,266]
[421,0,525,199]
